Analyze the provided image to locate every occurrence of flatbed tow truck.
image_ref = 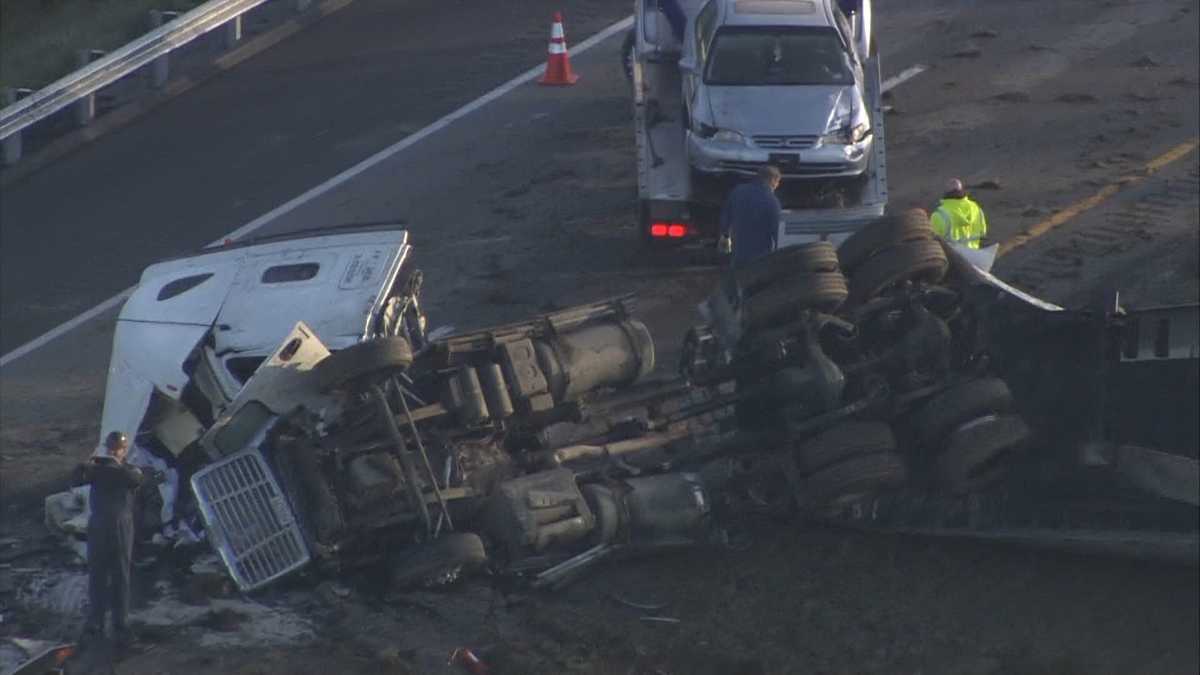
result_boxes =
[630,0,888,251]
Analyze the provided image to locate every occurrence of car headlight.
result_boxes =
[820,121,870,146]
[713,129,746,145]
[696,124,747,146]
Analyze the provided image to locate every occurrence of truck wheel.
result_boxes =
[795,420,897,474]
[803,452,907,510]
[314,336,414,393]
[936,414,1030,494]
[845,238,948,308]
[735,242,841,296]
[391,533,488,589]
[837,210,933,274]
[913,378,1014,449]
[742,272,849,329]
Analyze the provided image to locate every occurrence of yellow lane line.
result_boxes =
[998,137,1199,258]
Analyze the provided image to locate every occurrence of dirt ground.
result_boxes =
[1,0,1198,673]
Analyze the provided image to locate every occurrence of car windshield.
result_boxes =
[705,27,853,86]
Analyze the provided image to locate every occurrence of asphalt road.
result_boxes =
[1,0,1197,673]
[0,0,631,353]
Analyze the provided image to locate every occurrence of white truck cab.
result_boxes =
[98,225,423,458]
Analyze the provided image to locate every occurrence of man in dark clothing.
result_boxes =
[77,431,143,645]
[719,165,783,268]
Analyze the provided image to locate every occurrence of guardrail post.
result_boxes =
[73,50,105,126]
[2,88,31,166]
[147,10,179,89]
[222,15,243,50]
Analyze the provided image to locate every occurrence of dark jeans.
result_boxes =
[86,517,133,633]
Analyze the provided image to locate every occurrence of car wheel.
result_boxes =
[802,451,907,510]
[391,533,488,589]
[837,209,933,274]
[742,272,849,329]
[313,336,414,393]
[845,238,948,308]
[913,378,1014,449]
[936,414,1030,494]
[794,420,897,474]
[735,242,842,296]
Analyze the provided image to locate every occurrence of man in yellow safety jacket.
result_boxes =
[929,178,987,249]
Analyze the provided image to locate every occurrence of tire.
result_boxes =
[391,533,488,588]
[936,414,1030,494]
[837,210,933,274]
[803,452,908,509]
[742,272,849,329]
[845,238,948,308]
[735,242,842,296]
[313,336,414,392]
[913,378,1014,449]
[795,420,897,474]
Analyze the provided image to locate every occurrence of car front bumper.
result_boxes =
[687,132,871,179]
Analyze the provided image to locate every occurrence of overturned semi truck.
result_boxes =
[67,218,1197,592]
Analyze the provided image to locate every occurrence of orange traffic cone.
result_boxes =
[539,12,580,86]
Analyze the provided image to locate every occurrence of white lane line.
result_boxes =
[1,16,635,369]
[882,64,929,93]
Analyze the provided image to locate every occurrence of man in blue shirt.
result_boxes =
[719,165,783,267]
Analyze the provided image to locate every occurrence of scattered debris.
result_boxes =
[993,92,1031,103]
[640,616,681,624]
[951,47,983,58]
[449,647,491,675]
[970,29,999,38]
[193,608,248,632]
[1129,54,1161,68]
[1125,92,1160,102]
[1056,93,1099,104]
[1027,43,1059,53]
[607,593,670,611]
[1168,77,1198,87]
[1021,207,1045,218]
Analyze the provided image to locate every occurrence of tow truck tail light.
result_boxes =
[649,222,690,238]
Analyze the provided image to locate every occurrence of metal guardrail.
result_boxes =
[0,0,276,143]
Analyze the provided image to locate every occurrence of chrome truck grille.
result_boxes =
[191,450,310,591]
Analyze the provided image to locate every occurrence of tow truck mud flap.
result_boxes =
[191,450,311,591]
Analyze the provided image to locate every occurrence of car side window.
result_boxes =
[695,0,718,66]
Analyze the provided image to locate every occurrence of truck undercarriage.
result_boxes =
[179,213,1198,592]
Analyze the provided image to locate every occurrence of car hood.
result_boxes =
[705,85,857,136]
